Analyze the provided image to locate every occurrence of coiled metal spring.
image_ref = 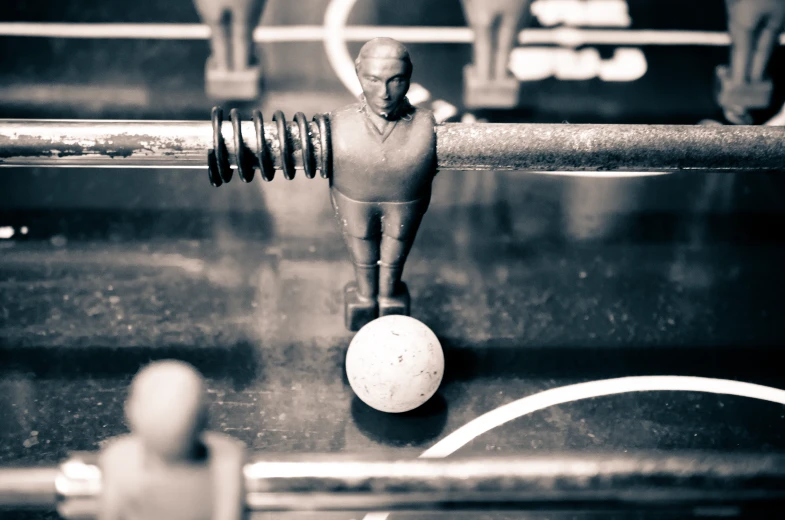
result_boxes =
[207,106,331,187]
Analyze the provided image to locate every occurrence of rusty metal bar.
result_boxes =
[436,123,785,172]
[1,118,784,173]
[0,452,784,516]
[0,119,319,170]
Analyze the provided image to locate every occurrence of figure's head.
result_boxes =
[125,360,208,461]
[355,38,412,119]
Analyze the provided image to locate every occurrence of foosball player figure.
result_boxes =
[193,0,267,100]
[717,0,785,124]
[98,361,245,520]
[460,0,530,108]
[329,38,437,331]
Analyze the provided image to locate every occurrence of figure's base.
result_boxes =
[205,61,262,101]
[723,106,755,126]
[715,66,772,112]
[463,65,520,109]
[344,283,379,331]
[379,283,411,317]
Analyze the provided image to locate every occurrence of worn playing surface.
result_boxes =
[3,177,785,520]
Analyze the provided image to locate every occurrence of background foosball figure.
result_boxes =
[193,0,267,101]
[99,361,245,520]
[330,38,437,331]
[717,0,785,124]
[460,0,531,108]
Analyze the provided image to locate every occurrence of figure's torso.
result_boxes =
[131,464,213,520]
[330,103,437,203]
[100,438,213,520]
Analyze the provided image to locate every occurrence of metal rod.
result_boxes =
[437,123,785,172]
[0,452,784,516]
[0,467,58,507]
[0,119,319,170]
[2,119,785,173]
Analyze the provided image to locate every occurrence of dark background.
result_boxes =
[0,0,779,122]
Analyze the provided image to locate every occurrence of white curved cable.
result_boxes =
[363,375,785,520]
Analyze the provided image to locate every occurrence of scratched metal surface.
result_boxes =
[6,120,785,174]
[0,119,323,169]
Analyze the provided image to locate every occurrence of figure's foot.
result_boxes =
[723,106,754,126]
[714,66,771,125]
[463,65,520,109]
[205,57,262,101]
[344,282,379,331]
[378,282,410,317]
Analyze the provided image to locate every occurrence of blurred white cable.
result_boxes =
[363,375,785,520]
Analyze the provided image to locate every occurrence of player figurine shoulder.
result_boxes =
[329,99,436,181]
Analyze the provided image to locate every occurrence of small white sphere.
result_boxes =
[346,315,444,413]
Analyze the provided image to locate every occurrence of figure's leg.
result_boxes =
[379,198,429,298]
[727,2,756,83]
[331,190,382,330]
[342,234,381,330]
[720,1,760,123]
[376,198,429,316]
[193,0,229,71]
[464,3,523,107]
[231,11,251,71]
[206,12,229,71]
[210,19,231,71]
[378,236,413,298]
[475,21,494,81]
[494,11,519,80]
[461,0,493,80]
[377,236,413,317]
[332,191,380,300]
[232,0,266,71]
[750,14,784,81]
[343,235,380,300]
[495,1,530,80]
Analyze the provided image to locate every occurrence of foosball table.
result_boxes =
[1,1,785,519]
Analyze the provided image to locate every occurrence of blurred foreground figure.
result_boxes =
[461,0,531,108]
[194,0,267,100]
[717,0,785,124]
[99,361,245,520]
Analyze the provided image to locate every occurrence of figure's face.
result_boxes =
[357,57,410,118]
